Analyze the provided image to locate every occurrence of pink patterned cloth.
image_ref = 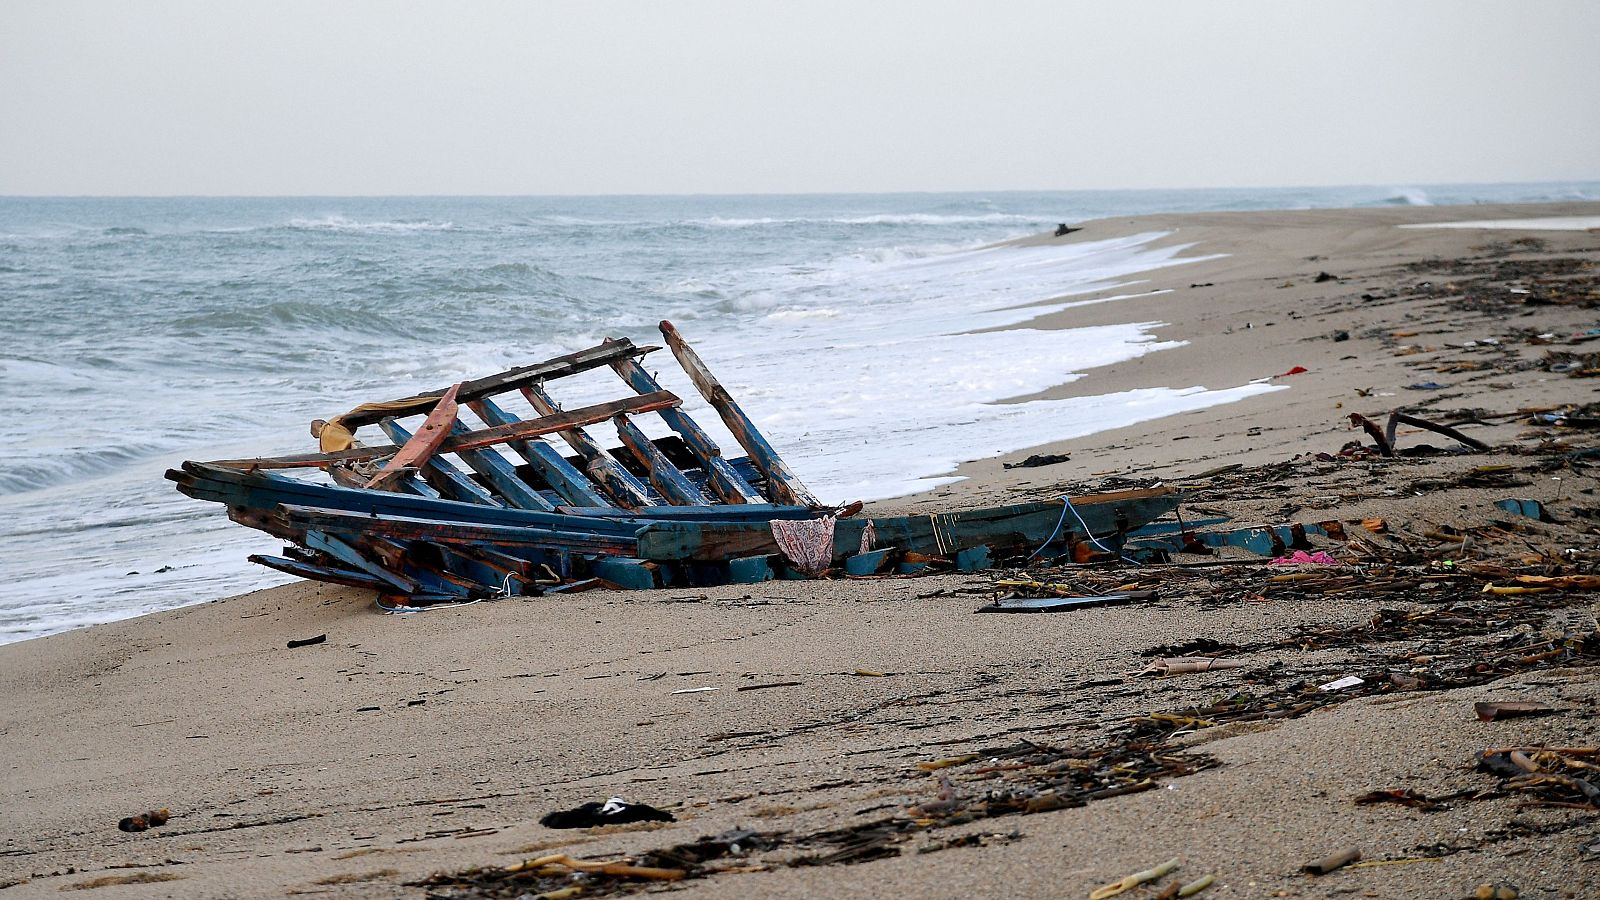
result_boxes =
[771,516,836,577]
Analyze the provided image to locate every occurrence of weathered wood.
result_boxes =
[209,392,680,470]
[332,340,656,429]
[303,529,425,593]
[658,321,820,507]
[439,419,556,511]
[522,382,656,509]
[612,414,710,506]
[368,383,460,490]
[607,348,764,504]
[248,554,387,591]
[170,462,645,537]
[378,419,504,507]
[276,504,641,556]
[468,397,610,508]
[635,489,1181,562]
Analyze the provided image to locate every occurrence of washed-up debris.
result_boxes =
[539,797,676,830]
[1089,856,1179,899]
[1353,789,1458,811]
[1474,701,1556,722]
[1269,550,1341,566]
[422,741,1215,897]
[1347,410,1488,457]
[117,807,171,833]
[1319,675,1364,692]
[976,591,1156,613]
[285,634,326,649]
[1004,452,1071,469]
[1175,874,1216,897]
[1138,657,1245,677]
[1473,884,1520,900]
[1476,746,1600,808]
[1495,497,1554,522]
[1301,847,1360,875]
[169,322,1180,601]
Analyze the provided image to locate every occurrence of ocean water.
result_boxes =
[2,182,1596,644]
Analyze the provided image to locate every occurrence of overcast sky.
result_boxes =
[2,1,1596,196]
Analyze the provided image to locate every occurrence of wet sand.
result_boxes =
[2,201,1599,898]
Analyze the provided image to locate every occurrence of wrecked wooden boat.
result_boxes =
[168,322,1180,604]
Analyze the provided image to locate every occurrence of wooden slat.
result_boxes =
[379,419,504,507]
[277,505,641,556]
[608,348,764,504]
[332,340,656,429]
[169,461,647,537]
[368,383,460,490]
[208,392,679,470]
[468,397,611,508]
[612,414,710,506]
[440,419,556,511]
[523,382,656,509]
[658,321,820,507]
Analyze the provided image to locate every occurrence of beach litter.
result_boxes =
[539,797,676,829]
[168,321,1180,604]
[1301,847,1361,875]
[117,807,171,833]
[1473,701,1556,722]
[285,633,326,649]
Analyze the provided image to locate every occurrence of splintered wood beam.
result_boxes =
[607,346,765,505]
[209,391,679,470]
[378,419,504,507]
[612,414,711,506]
[440,419,556,511]
[331,339,657,429]
[523,382,657,509]
[468,396,612,508]
[657,320,820,507]
[367,383,460,490]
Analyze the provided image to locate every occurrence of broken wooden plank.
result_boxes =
[331,340,656,429]
[276,505,640,556]
[378,418,504,507]
[523,382,657,509]
[468,396,611,508]
[208,392,679,470]
[613,414,712,506]
[439,419,556,511]
[658,320,820,507]
[368,383,460,490]
[608,348,764,504]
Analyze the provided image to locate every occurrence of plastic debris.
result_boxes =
[117,807,171,833]
[1473,701,1555,722]
[540,797,677,829]
[1138,658,1245,677]
[1089,857,1179,900]
[1301,847,1360,875]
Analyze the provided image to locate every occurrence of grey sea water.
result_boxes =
[2,182,1596,643]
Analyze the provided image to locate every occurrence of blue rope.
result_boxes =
[1029,494,1143,565]
[1026,498,1073,562]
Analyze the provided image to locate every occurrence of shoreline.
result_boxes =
[3,200,1599,898]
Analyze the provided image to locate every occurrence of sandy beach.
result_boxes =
[3,201,1599,899]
